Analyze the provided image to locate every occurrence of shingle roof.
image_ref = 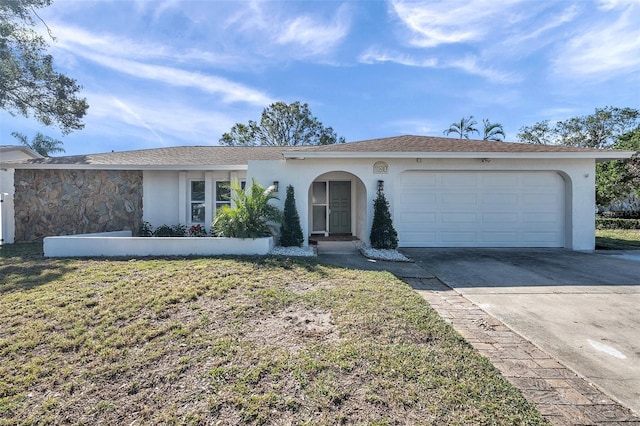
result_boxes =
[2,135,628,169]
[285,135,604,153]
[13,146,288,167]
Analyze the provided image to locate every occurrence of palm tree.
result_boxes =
[482,119,506,141]
[11,132,65,157]
[443,116,479,139]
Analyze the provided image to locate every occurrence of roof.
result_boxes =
[0,145,44,160]
[0,136,632,170]
[283,135,631,160]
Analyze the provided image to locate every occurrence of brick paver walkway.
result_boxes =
[406,277,640,426]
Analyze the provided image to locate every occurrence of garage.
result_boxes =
[396,171,565,247]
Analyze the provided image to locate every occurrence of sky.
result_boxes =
[1,0,639,156]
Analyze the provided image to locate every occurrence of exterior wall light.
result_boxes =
[273,181,279,192]
[377,180,384,191]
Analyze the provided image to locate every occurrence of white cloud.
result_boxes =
[359,48,438,67]
[276,4,351,56]
[390,0,520,47]
[359,49,517,84]
[553,2,640,78]
[84,92,238,147]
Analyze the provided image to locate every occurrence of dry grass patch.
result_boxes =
[0,243,547,425]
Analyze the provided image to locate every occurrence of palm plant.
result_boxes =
[443,116,479,139]
[212,179,282,238]
[11,131,65,156]
[482,119,506,141]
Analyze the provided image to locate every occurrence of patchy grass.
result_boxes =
[0,243,546,425]
[596,229,640,250]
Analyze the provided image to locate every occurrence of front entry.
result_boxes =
[329,181,351,234]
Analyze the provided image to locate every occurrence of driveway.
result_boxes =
[401,248,640,416]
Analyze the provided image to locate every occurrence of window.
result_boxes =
[215,181,230,213]
[190,180,205,223]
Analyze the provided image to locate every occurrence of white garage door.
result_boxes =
[396,171,565,247]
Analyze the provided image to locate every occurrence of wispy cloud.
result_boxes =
[276,4,351,56]
[553,2,640,78]
[390,0,518,48]
[359,49,517,84]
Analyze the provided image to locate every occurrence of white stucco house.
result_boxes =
[0,135,632,250]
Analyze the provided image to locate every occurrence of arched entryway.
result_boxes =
[307,171,368,242]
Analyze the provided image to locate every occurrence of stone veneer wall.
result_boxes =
[14,169,143,242]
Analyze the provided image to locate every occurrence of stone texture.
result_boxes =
[14,169,143,241]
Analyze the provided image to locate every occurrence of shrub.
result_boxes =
[139,221,154,237]
[188,224,207,237]
[279,185,304,247]
[153,224,186,237]
[369,187,398,249]
[596,218,640,230]
[212,180,282,238]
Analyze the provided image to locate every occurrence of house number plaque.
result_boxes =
[373,161,388,174]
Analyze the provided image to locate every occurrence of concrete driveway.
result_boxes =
[401,248,640,416]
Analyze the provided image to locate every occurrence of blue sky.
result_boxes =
[2,0,639,155]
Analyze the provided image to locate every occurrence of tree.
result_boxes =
[516,120,554,145]
[443,116,479,139]
[482,119,505,141]
[279,185,304,247]
[1,0,88,134]
[211,180,282,238]
[517,107,639,148]
[369,186,398,250]
[596,126,640,207]
[220,101,345,146]
[11,131,65,156]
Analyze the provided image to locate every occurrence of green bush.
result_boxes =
[153,224,186,237]
[279,185,304,247]
[212,180,282,238]
[596,218,640,229]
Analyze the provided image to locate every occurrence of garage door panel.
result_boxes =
[397,171,565,248]
[441,193,477,206]
[482,212,518,223]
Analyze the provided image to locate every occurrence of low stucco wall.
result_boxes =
[14,169,143,242]
[43,233,275,257]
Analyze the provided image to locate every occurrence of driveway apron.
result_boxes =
[402,248,640,419]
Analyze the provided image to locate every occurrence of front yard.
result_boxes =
[0,243,546,425]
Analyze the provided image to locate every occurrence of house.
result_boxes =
[0,146,43,245]
[0,135,632,250]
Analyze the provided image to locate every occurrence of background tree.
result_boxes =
[11,131,65,156]
[369,187,398,250]
[596,126,640,207]
[443,116,479,139]
[220,101,345,146]
[482,119,505,141]
[1,0,88,133]
[279,185,304,247]
[517,107,639,148]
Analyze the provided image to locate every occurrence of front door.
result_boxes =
[329,181,351,234]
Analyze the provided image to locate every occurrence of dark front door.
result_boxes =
[329,181,351,234]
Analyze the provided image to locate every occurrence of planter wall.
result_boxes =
[44,231,275,257]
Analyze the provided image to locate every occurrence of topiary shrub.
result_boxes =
[280,185,304,247]
[369,187,398,249]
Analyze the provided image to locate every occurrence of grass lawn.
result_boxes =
[596,229,640,250]
[0,243,546,425]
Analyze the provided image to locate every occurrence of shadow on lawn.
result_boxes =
[0,243,77,294]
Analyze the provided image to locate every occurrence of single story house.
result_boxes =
[0,135,632,250]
